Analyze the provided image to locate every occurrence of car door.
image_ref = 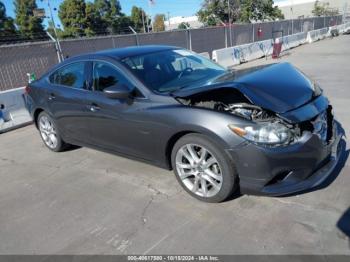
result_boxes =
[47,61,92,143]
[86,60,156,159]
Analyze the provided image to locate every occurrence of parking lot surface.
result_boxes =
[0,35,349,255]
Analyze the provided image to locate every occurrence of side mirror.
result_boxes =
[103,84,132,99]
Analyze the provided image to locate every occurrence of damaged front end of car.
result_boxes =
[174,63,334,148]
[176,88,296,147]
[173,62,344,196]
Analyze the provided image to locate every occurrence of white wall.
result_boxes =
[277,0,350,19]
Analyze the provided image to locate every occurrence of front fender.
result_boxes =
[150,105,248,167]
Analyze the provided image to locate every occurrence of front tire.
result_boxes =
[37,111,67,152]
[171,134,238,203]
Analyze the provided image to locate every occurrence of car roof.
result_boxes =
[71,45,180,61]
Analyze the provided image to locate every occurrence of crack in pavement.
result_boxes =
[119,184,178,253]
[141,186,162,225]
[0,157,17,165]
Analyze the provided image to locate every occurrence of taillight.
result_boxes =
[24,85,31,94]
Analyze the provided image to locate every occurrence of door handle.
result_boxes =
[89,104,100,112]
[48,93,56,101]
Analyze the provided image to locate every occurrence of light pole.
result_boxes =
[146,13,150,33]
[141,10,146,33]
[167,12,171,27]
[228,0,232,46]
[291,0,294,34]
[44,0,63,61]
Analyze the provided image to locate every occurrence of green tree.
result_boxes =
[58,0,86,37]
[178,22,190,30]
[47,21,65,39]
[240,0,284,22]
[153,14,165,32]
[312,1,328,16]
[312,1,339,16]
[0,1,18,40]
[197,0,284,25]
[111,15,132,34]
[94,0,121,20]
[94,0,123,33]
[58,0,132,37]
[14,0,46,39]
[130,6,148,32]
[85,2,107,36]
[197,0,240,26]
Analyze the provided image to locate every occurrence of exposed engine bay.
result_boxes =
[177,88,334,145]
[177,88,278,122]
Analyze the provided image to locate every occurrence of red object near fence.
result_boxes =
[272,41,282,59]
[257,27,263,38]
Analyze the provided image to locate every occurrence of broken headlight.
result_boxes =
[228,122,292,145]
[312,82,323,97]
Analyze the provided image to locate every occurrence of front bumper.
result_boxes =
[227,120,344,196]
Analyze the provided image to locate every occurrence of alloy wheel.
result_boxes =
[39,115,58,149]
[175,144,223,198]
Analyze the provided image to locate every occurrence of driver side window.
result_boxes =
[93,62,131,92]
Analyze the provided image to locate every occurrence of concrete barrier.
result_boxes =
[284,32,307,49]
[337,22,350,34]
[237,39,273,63]
[212,39,272,68]
[213,27,328,68]
[345,22,350,34]
[0,87,32,133]
[307,27,329,43]
[258,39,274,56]
[212,46,240,68]
[199,52,210,59]
[272,32,307,53]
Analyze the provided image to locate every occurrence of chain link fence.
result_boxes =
[0,15,342,91]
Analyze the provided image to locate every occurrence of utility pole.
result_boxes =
[146,13,149,32]
[291,0,294,34]
[141,10,146,33]
[167,12,171,27]
[184,23,192,50]
[228,0,232,46]
[45,0,63,61]
[220,21,228,48]
[343,2,348,23]
[129,26,139,45]
[46,31,62,62]
[148,0,154,32]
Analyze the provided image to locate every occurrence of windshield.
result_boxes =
[121,49,227,93]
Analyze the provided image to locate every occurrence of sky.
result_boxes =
[2,0,284,29]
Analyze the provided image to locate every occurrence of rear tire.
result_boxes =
[37,111,68,152]
[171,133,238,203]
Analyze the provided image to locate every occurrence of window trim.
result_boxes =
[90,59,146,99]
[47,60,91,92]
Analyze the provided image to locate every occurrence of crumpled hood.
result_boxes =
[174,63,315,114]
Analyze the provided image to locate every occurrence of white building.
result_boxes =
[164,16,204,31]
[276,0,350,19]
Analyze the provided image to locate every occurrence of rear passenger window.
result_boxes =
[49,62,85,89]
